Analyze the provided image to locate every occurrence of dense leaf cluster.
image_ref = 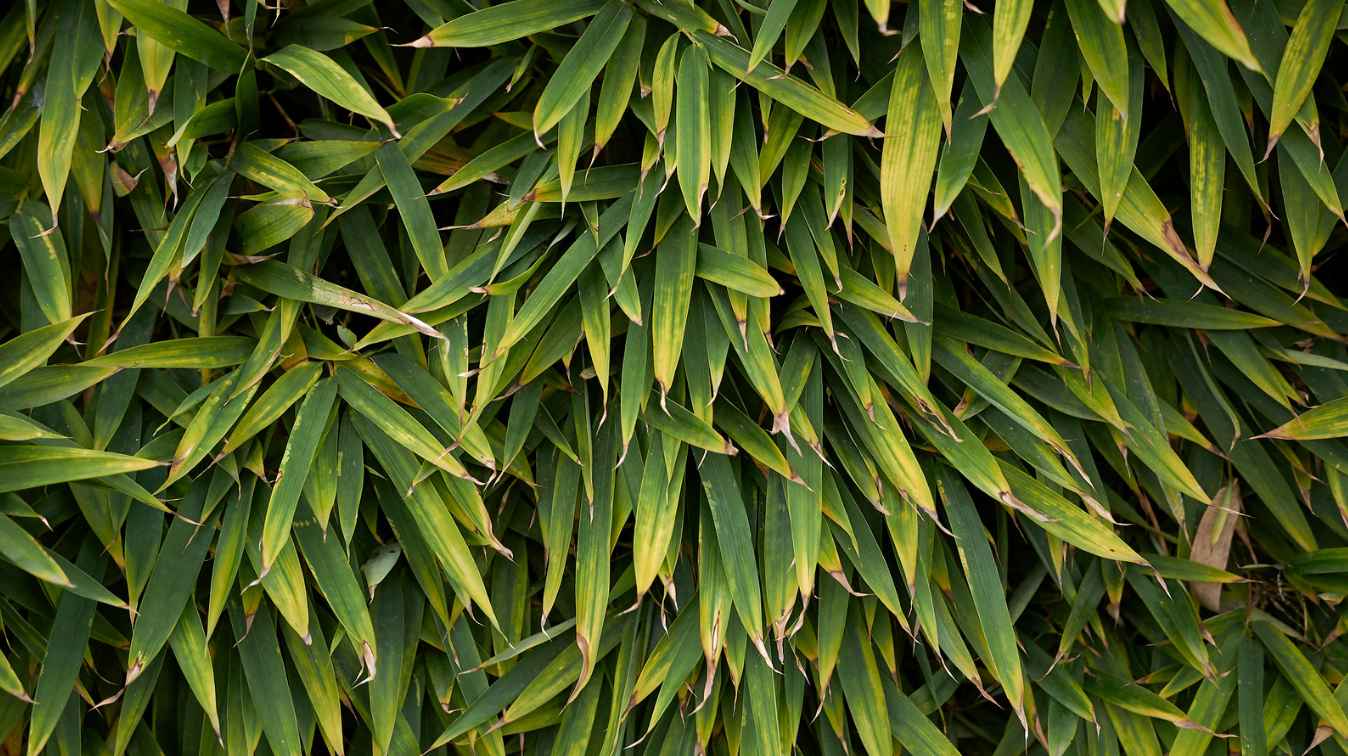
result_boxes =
[1,0,1348,753]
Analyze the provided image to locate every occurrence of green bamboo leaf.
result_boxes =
[263,45,398,135]
[554,672,603,755]
[1094,50,1144,228]
[749,0,799,73]
[351,414,499,629]
[539,452,580,623]
[697,243,783,298]
[651,217,699,399]
[1266,0,1341,148]
[26,553,97,756]
[534,0,632,137]
[376,140,450,277]
[633,435,676,596]
[528,163,638,203]
[35,0,98,219]
[0,644,28,703]
[554,86,588,207]
[234,142,331,205]
[367,573,411,753]
[0,512,69,587]
[831,364,936,518]
[1175,53,1225,270]
[229,605,302,755]
[783,214,836,343]
[251,542,316,642]
[782,0,826,70]
[1254,615,1348,738]
[250,518,315,642]
[573,419,617,696]
[0,314,90,391]
[9,204,72,324]
[127,491,212,684]
[919,0,962,134]
[431,132,543,196]
[280,617,345,755]
[881,45,942,293]
[326,57,516,225]
[1238,637,1268,756]
[1084,673,1199,729]
[1169,643,1239,755]
[933,305,1070,365]
[107,0,244,71]
[883,674,961,756]
[1164,0,1261,71]
[1124,570,1213,675]
[169,604,220,738]
[991,0,1033,95]
[714,401,794,481]
[1054,106,1220,292]
[83,336,255,369]
[494,196,632,357]
[699,454,770,660]
[649,33,679,142]
[593,16,645,159]
[646,399,735,456]
[940,467,1025,718]
[675,44,711,220]
[578,265,613,404]
[1065,0,1131,117]
[1143,553,1240,584]
[410,0,606,47]
[1003,464,1145,563]
[160,372,260,489]
[1259,395,1348,441]
[235,260,444,339]
[1105,298,1281,330]
[933,338,1079,467]
[271,15,378,51]
[838,604,893,756]
[236,195,315,255]
[259,378,338,572]
[696,33,881,137]
[0,445,159,494]
[962,20,1063,246]
[220,362,324,456]
[834,264,919,322]
[932,86,989,221]
[206,480,254,636]
[0,412,63,442]
[336,367,475,481]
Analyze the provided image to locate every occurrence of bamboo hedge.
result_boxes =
[1,0,1348,753]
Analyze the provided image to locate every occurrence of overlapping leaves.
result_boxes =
[0,0,1347,753]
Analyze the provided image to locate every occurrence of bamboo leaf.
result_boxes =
[1260,396,1348,441]
[263,45,398,134]
[1163,0,1262,71]
[411,0,606,47]
[533,0,632,138]
[881,45,942,293]
[108,0,245,72]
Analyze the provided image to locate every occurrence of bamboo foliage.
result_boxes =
[0,0,1346,753]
